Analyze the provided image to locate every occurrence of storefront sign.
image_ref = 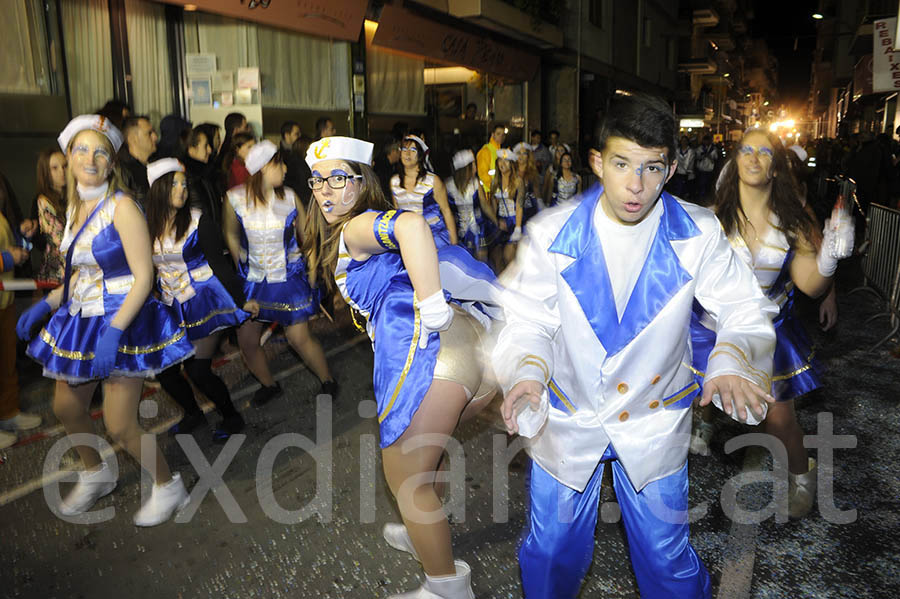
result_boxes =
[159,0,366,42]
[873,19,900,91]
[372,5,538,81]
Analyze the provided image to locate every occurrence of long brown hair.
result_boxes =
[715,130,819,249]
[222,132,255,178]
[36,148,66,216]
[245,151,285,207]
[397,137,427,184]
[452,161,477,199]
[301,162,392,290]
[490,158,521,199]
[517,148,539,188]
[145,171,192,244]
[64,130,128,223]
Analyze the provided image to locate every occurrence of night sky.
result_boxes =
[748,0,819,110]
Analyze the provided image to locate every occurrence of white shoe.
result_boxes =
[383,522,420,561]
[689,421,715,456]
[788,457,817,519]
[0,430,16,450]
[0,411,42,432]
[133,473,190,527]
[389,560,476,599]
[59,463,117,516]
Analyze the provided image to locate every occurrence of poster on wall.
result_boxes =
[212,71,234,93]
[237,67,260,90]
[186,53,216,77]
[190,78,212,104]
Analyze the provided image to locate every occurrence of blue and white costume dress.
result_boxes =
[494,185,517,245]
[551,173,580,207]
[390,173,452,248]
[152,208,250,341]
[445,177,484,255]
[522,179,542,224]
[28,192,193,383]
[334,209,502,447]
[691,216,821,399]
[227,185,318,325]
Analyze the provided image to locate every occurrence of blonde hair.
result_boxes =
[516,148,539,187]
[490,158,521,198]
[64,130,128,222]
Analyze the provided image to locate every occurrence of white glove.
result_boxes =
[416,290,453,349]
[515,387,550,438]
[509,226,523,242]
[817,214,854,277]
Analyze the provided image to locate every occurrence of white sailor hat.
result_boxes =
[496,148,518,162]
[452,149,475,171]
[306,136,374,169]
[788,144,808,163]
[245,139,278,175]
[147,158,184,187]
[403,135,429,153]
[58,114,124,153]
[513,142,534,154]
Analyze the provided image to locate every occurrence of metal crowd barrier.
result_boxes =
[851,203,900,351]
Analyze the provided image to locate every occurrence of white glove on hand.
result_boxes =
[416,290,453,349]
[509,226,523,242]
[817,214,854,277]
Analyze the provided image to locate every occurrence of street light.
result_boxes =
[812,13,823,19]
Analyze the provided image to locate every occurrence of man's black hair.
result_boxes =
[491,122,506,134]
[281,120,300,138]
[315,117,333,137]
[531,129,542,138]
[594,93,676,159]
[224,112,246,135]
[549,130,560,137]
[121,115,151,139]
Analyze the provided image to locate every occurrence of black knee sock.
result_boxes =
[185,358,240,419]
[157,364,201,416]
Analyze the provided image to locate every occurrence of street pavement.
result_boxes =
[1,266,898,599]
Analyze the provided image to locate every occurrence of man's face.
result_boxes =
[283,125,300,146]
[129,119,157,160]
[492,127,506,146]
[322,120,336,138]
[549,132,559,145]
[237,119,250,134]
[531,132,541,146]
[591,136,675,226]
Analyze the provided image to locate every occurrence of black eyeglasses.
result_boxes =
[307,174,363,190]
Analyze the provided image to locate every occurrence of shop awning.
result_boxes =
[371,5,538,81]
[158,0,365,42]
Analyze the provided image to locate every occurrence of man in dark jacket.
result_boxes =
[119,116,158,207]
[280,120,312,206]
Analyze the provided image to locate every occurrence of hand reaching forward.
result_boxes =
[501,379,545,435]
[700,374,775,422]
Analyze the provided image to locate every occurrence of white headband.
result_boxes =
[305,136,374,169]
[147,158,184,187]
[245,139,277,175]
[452,149,475,171]
[496,148,518,162]
[789,144,808,163]
[58,114,124,153]
[513,142,534,154]
[404,135,429,153]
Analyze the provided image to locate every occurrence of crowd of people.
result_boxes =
[0,91,861,598]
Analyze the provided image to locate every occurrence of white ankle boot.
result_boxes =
[383,522,420,561]
[389,560,475,599]
[59,463,117,516]
[133,473,190,527]
[788,457,817,519]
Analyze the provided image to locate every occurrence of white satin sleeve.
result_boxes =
[492,220,561,394]
[693,219,778,425]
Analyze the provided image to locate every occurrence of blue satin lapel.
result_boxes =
[551,188,700,357]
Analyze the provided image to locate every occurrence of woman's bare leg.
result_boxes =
[53,380,102,469]
[237,320,275,386]
[284,321,332,383]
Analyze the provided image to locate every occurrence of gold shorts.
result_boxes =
[432,305,497,402]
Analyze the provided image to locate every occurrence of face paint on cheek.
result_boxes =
[340,187,356,206]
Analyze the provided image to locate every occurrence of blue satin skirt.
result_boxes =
[494,215,517,245]
[243,271,319,325]
[28,295,193,384]
[519,447,711,599]
[691,304,822,400]
[175,277,250,341]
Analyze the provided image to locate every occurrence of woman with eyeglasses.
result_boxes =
[16,115,194,526]
[222,141,336,404]
[391,135,458,248]
[303,136,501,598]
[689,129,854,519]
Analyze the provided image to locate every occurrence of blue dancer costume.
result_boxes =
[550,172,580,207]
[445,177,484,256]
[390,173,452,248]
[691,215,822,399]
[152,208,249,341]
[493,185,518,245]
[28,192,193,383]
[334,209,502,447]
[227,186,318,325]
